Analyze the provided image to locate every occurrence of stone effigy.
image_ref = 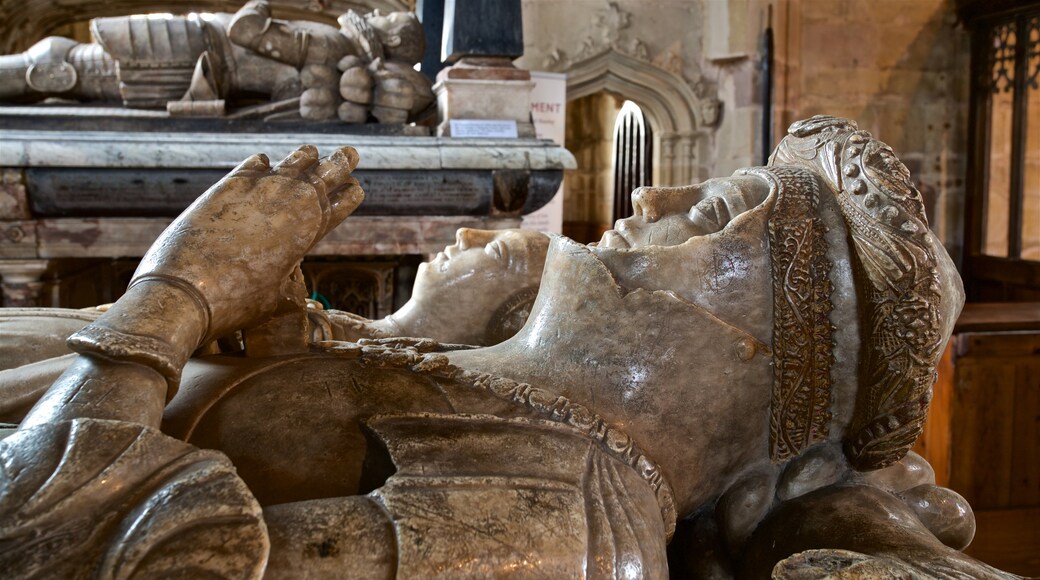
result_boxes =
[0,228,548,423]
[0,0,433,123]
[328,228,549,345]
[0,117,1021,578]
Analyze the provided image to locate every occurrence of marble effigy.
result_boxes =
[0,117,1021,578]
[0,0,432,123]
[0,227,548,423]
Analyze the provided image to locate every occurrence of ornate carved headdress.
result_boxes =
[768,115,961,471]
[743,165,835,464]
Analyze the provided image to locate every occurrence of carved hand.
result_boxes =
[68,146,363,389]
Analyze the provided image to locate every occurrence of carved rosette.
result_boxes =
[749,166,834,462]
[770,116,945,471]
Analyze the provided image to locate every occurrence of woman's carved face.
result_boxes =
[595,175,773,250]
[589,172,777,343]
[413,228,549,300]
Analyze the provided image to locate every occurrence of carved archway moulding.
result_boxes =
[0,0,409,53]
[564,49,713,186]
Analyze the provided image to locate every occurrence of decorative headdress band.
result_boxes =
[745,166,835,463]
[769,116,946,471]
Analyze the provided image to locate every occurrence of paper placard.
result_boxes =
[449,119,519,138]
[521,71,567,234]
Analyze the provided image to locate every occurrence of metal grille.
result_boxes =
[611,100,652,222]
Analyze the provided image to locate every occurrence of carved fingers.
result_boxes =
[267,145,363,244]
[68,146,366,390]
[316,147,364,238]
[231,152,271,176]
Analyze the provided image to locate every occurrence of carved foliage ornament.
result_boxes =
[770,116,944,471]
[749,166,834,463]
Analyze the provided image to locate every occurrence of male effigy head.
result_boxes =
[766,115,963,471]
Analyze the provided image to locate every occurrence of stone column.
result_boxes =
[658,133,678,186]
[0,259,49,307]
[676,134,694,186]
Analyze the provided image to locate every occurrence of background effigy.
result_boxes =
[0,0,570,320]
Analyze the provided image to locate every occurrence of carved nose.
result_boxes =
[456,228,494,249]
[631,187,662,222]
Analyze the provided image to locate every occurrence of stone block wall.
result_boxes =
[771,0,971,259]
[520,0,970,258]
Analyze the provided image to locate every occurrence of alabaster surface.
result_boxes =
[0,117,1021,579]
[329,227,549,345]
[0,0,433,123]
[0,228,548,423]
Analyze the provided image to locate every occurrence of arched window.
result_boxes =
[611,100,652,221]
[965,1,1040,300]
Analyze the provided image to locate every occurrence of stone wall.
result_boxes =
[562,93,622,239]
[519,0,970,257]
[771,0,971,259]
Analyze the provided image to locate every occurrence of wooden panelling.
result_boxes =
[1010,359,1040,506]
[916,304,1040,575]
[965,507,1040,577]
[913,342,954,487]
[950,349,1018,508]
[915,310,1040,576]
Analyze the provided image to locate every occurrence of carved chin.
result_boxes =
[597,230,631,249]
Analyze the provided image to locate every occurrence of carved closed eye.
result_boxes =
[485,240,507,263]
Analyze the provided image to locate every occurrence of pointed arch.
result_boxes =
[564,50,711,186]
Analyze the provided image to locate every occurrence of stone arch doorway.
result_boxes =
[566,49,710,187]
[559,49,714,243]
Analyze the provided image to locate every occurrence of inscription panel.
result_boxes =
[27,169,497,217]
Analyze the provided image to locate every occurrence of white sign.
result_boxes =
[449,119,518,138]
[522,71,567,234]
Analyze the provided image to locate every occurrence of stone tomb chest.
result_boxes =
[0,110,573,311]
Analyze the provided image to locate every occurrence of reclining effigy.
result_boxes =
[0,117,1019,578]
[0,0,433,122]
[0,228,548,426]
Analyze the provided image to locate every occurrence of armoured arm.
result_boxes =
[227,0,351,68]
